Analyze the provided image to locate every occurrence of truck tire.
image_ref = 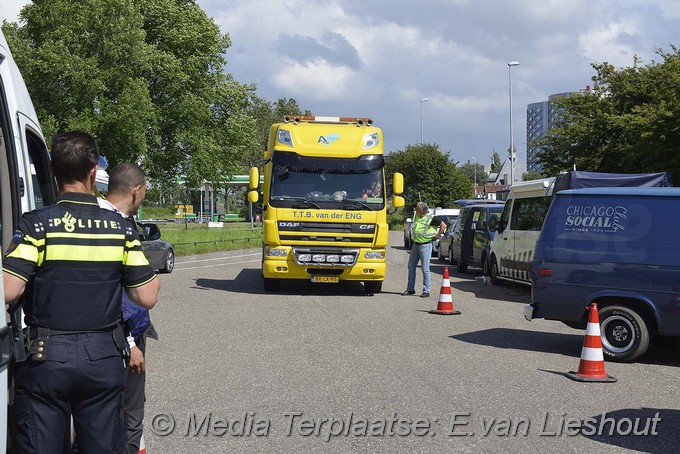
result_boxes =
[263,277,279,292]
[490,256,504,286]
[364,281,382,294]
[599,305,650,362]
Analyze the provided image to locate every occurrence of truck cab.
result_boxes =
[249,116,404,293]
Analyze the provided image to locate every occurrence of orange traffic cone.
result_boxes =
[565,303,617,382]
[429,267,460,315]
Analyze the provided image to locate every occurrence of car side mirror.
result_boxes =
[488,217,498,232]
[143,223,161,241]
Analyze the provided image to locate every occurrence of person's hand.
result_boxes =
[129,346,145,374]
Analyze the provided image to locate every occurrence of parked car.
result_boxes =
[528,187,680,362]
[447,203,504,273]
[403,207,458,251]
[137,222,175,273]
[436,219,457,262]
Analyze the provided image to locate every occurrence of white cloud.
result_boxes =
[271,57,356,100]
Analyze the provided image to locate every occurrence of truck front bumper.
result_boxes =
[263,257,386,281]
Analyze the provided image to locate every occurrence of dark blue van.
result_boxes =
[528,187,680,362]
[447,203,505,274]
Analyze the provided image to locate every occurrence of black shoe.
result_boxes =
[401,290,416,296]
[420,292,430,298]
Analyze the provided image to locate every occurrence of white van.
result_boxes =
[488,178,554,285]
[1,28,57,449]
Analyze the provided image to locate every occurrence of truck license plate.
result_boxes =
[311,276,339,283]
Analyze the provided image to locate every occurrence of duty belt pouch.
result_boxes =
[27,336,48,362]
[112,324,130,361]
[8,301,26,363]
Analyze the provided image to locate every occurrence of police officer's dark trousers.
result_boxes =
[13,332,126,454]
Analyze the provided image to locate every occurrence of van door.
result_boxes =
[0,256,7,452]
[507,196,551,282]
[471,207,487,265]
[492,200,514,277]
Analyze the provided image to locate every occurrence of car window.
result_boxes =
[511,196,552,231]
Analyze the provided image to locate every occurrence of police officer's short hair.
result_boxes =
[417,201,429,213]
[108,163,146,195]
[51,131,100,184]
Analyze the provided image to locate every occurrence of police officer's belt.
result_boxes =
[28,325,118,338]
[26,324,127,362]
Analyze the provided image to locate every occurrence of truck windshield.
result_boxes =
[269,154,385,210]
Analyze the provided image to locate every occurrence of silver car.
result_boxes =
[137,222,174,273]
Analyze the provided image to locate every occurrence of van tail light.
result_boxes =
[537,268,553,278]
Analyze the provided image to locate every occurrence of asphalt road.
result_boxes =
[144,231,680,453]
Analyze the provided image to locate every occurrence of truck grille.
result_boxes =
[278,222,376,245]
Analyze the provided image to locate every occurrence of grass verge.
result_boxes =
[156,222,262,256]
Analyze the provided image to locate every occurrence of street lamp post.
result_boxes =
[470,157,477,198]
[420,97,429,144]
[508,61,519,185]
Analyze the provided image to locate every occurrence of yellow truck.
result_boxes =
[248,115,404,293]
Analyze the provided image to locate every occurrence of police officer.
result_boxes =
[3,131,159,454]
[98,163,157,454]
[401,201,446,298]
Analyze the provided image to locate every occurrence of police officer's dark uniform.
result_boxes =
[3,192,156,453]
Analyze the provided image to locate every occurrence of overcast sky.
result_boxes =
[4,0,680,174]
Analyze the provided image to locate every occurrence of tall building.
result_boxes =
[526,87,591,174]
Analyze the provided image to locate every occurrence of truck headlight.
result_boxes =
[341,255,354,263]
[298,254,312,262]
[326,255,340,263]
[277,130,294,147]
[313,254,326,262]
[266,248,287,257]
[364,251,385,260]
[362,132,379,150]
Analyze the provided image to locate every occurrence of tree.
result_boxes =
[3,0,258,195]
[522,171,544,181]
[245,96,311,168]
[386,143,471,214]
[491,151,502,173]
[460,162,488,189]
[534,48,680,182]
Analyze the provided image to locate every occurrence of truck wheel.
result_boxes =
[490,256,504,286]
[263,278,279,292]
[364,281,382,294]
[599,305,650,362]
[456,261,468,273]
